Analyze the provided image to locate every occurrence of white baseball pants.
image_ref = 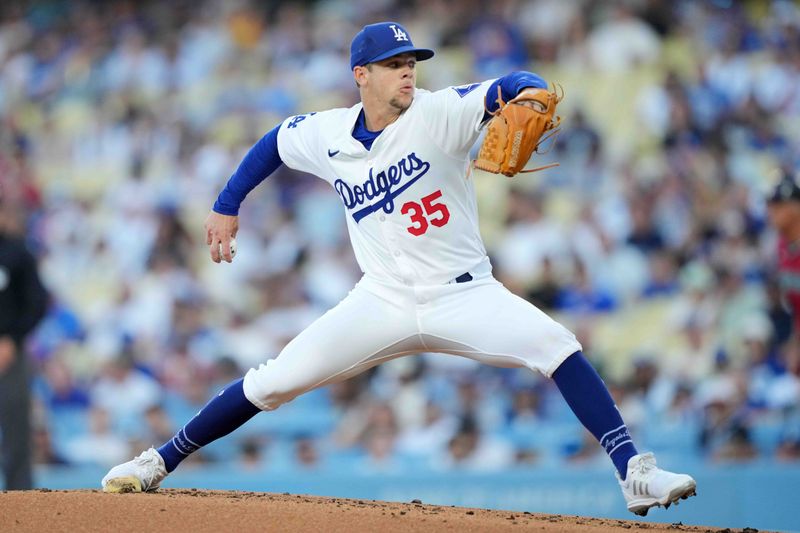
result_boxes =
[243,269,582,411]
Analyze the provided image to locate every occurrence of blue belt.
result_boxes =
[454,272,473,283]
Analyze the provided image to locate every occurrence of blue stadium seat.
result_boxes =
[641,417,700,457]
[750,418,785,455]
[48,406,90,445]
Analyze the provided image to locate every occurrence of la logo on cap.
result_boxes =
[390,24,409,42]
[349,22,434,69]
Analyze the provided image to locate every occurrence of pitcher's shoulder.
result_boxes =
[282,104,360,135]
[411,83,487,110]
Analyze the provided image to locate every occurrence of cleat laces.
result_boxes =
[133,450,163,489]
[634,452,656,476]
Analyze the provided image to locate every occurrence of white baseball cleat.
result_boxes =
[616,452,697,516]
[102,448,168,493]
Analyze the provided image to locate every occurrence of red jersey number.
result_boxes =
[401,190,451,236]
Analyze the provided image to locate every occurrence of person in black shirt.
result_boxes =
[0,200,48,489]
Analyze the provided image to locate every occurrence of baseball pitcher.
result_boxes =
[102,22,696,516]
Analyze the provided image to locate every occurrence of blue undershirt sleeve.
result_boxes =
[482,71,547,123]
[212,124,283,215]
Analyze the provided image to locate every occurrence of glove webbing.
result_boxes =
[482,85,564,174]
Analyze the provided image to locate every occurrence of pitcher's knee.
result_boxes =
[242,362,305,411]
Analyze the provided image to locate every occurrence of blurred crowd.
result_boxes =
[1,0,800,476]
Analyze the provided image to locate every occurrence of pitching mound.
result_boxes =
[1,489,726,532]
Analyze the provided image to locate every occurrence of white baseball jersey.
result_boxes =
[243,82,581,411]
[276,81,493,285]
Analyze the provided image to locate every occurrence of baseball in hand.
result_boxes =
[219,238,237,259]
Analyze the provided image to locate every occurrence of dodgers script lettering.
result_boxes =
[334,152,431,223]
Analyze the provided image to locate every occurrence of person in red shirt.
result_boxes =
[766,169,800,374]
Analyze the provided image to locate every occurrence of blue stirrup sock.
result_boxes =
[552,351,638,480]
[157,378,261,473]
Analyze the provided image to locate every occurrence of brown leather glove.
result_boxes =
[474,85,562,177]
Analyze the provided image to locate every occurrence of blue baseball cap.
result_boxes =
[350,22,434,70]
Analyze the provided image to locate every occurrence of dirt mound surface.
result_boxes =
[1,489,730,532]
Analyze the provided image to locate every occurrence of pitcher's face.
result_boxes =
[357,52,417,112]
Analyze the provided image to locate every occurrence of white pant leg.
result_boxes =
[243,279,421,411]
[417,277,582,377]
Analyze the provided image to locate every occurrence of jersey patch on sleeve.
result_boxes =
[451,83,481,98]
[286,112,317,129]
